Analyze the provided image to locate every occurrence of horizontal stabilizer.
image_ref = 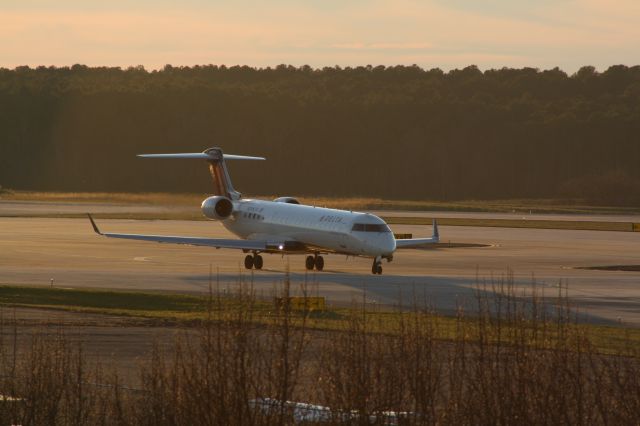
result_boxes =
[138,153,265,161]
[138,147,263,200]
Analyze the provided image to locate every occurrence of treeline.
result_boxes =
[1,64,639,204]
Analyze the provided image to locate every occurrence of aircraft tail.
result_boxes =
[138,147,265,200]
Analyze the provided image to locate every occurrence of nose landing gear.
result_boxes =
[305,254,324,271]
[371,258,383,275]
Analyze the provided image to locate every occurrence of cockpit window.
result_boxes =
[351,223,391,232]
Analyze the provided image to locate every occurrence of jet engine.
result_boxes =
[201,196,234,220]
[273,197,300,204]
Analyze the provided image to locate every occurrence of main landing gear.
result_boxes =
[305,255,324,271]
[371,258,383,275]
[244,253,263,270]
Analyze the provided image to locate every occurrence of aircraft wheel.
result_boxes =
[244,254,254,269]
[315,255,324,271]
[372,260,382,275]
[254,254,263,270]
[305,255,315,270]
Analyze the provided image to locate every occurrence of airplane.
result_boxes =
[88,147,439,275]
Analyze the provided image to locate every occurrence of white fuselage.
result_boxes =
[221,199,396,258]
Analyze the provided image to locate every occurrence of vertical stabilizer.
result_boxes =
[203,147,241,200]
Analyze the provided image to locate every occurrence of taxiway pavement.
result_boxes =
[1,215,639,326]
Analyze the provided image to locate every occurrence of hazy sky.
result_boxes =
[2,0,639,72]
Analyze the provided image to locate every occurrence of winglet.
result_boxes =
[87,213,102,235]
[433,219,439,242]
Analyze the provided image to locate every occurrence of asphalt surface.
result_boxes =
[373,209,640,223]
[1,212,639,326]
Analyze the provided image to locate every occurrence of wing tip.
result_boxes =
[87,213,102,235]
[433,219,439,242]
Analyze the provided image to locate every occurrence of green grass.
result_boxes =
[0,285,202,311]
[0,285,222,320]
[578,265,640,272]
[1,285,639,355]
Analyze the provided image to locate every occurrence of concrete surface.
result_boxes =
[1,215,639,326]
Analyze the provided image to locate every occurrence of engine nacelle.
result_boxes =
[201,196,233,220]
[273,196,300,204]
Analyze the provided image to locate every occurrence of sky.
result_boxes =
[1,0,639,72]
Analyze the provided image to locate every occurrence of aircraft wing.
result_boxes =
[87,214,267,251]
[395,236,439,248]
[394,219,440,249]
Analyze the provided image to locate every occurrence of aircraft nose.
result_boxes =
[381,233,396,254]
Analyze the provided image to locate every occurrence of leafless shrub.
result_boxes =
[0,274,638,425]
[0,321,135,425]
[313,277,640,425]
[133,275,312,426]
